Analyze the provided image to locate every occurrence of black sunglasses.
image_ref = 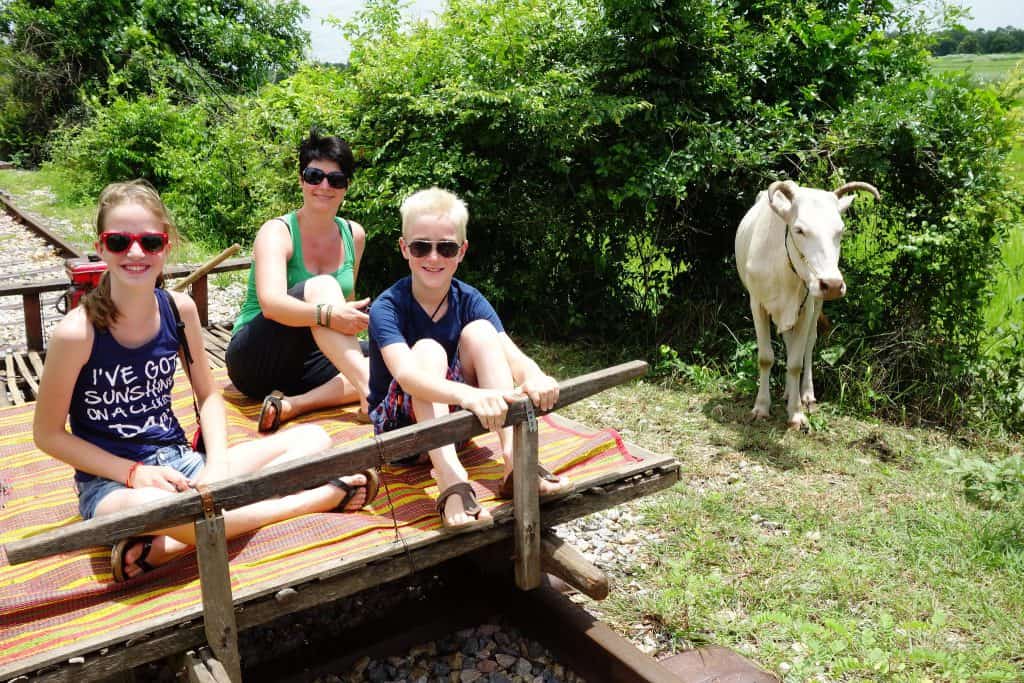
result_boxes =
[407,240,462,258]
[99,232,169,254]
[301,167,349,189]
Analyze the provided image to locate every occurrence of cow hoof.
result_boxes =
[787,414,809,431]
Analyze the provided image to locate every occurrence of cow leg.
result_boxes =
[750,298,773,419]
[801,297,821,412]
[781,304,816,430]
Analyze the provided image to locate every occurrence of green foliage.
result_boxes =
[0,0,309,163]
[942,448,1024,507]
[31,0,1024,431]
[47,91,196,199]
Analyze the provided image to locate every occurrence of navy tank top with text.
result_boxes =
[70,289,187,484]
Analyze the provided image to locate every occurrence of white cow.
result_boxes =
[735,180,880,429]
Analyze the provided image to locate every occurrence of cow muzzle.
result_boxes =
[817,277,846,300]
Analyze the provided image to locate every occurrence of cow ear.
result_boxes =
[837,194,856,214]
[768,191,794,222]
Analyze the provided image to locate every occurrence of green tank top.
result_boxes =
[233,212,355,331]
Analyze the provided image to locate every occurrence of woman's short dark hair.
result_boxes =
[299,127,355,178]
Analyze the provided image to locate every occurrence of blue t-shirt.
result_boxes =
[69,289,187,484]
[367,276,504,408]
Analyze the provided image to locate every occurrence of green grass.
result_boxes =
[932,53,1024,83]
[551,366,1024,681]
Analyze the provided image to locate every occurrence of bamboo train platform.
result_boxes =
[0,350,717,682]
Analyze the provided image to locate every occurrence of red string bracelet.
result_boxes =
[126,462,141,488]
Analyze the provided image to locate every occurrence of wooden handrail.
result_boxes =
[4,361,648,565]
[0,258,252,297]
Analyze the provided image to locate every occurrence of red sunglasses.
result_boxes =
[99,232,169,254]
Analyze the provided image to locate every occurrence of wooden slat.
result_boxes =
[184,651,218,683]
[28,350,45,378]
[4,354,24,405]
[12,352,39,400]
[513,409,541,590]
[2,457,680,681]
[5,361,649,565]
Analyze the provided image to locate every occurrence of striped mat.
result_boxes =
[0,368,637,667]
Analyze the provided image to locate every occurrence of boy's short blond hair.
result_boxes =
[399,187,469,243]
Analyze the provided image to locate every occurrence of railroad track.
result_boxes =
[0,192,82,354]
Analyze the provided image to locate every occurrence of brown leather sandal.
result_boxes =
[436,481,491,533]
[498,465,574,500]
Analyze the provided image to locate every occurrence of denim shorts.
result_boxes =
[76,445,205,520]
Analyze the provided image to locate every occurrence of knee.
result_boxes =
[410,338,449,374]
[287,424,331,452]
[302,275,343,301]
[460,319,500,353]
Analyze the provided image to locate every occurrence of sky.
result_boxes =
[302,0,1024,63]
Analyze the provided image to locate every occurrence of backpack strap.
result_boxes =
[164,291,201,423]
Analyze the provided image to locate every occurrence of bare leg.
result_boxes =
[458,320,570,496]
[104,425,374,577]
[262,275,370,430]
[407,338,492,529]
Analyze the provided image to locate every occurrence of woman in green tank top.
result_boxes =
[226,129,372,432]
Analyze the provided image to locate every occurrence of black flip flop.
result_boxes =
[328,469,380,512]
[257,391,284,433]
[111,536,156,583]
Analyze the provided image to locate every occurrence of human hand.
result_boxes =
[331,298,370,335]
[518,374,559,412]
[459,386,516,433]
[132,465,192,493]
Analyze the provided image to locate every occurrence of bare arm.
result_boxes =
[253,218,368,333]
[32,312,190,492]
[349,220,366,299]
[169,292,228,483]
[499,333,559,411]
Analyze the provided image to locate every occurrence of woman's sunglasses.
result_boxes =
[407,240,462,258]
[99,232,169,254]
[301,167,349,189]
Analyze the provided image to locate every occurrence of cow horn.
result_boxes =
[768,180,795,203]
[834,182,880,201]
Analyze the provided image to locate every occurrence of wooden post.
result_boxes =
[24,292,43,351]
[193,499,241,683]
[191,276,209,327]
[513,399,541,590]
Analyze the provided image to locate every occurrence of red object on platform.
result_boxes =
[64,257,107,309]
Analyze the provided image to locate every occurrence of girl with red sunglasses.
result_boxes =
[226,128,372,434]
[33,180,378,582]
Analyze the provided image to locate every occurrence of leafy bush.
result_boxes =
[942,448,1024,506]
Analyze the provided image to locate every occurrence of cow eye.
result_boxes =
[793,226,805,235]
